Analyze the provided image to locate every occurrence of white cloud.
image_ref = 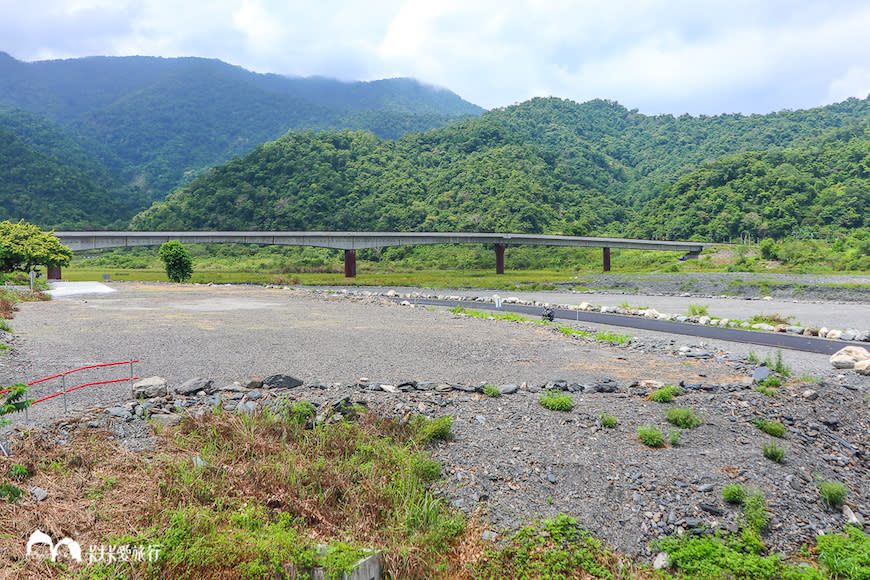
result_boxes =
[2,0,870,112]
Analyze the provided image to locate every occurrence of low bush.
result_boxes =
[650,384,682,403]
[762,440,785,463]
[818,479,849,508]
[722,483,747,505]
[754,417,786,437]
[638,425,665,447]
[666,408,702,429]
[599,412,618,428]
[482,384,501,398]
[539,391,573,412]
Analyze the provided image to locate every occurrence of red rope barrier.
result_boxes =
[30,376,139,404]
[26,360,140,386]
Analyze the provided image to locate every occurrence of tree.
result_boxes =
[158,241,193,283]
[0,220,72,273]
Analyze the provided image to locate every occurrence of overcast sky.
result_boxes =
[3,0,870,115]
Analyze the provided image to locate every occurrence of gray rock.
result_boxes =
[481,531,498,541]
[435,383,453,393]
[752,366,772,383]
[843,505,863,527]
[106,407,131,419]
[247,391,263,401]
[242,376,264,389]
[236,401,258,414]
[30,486,48,501]
[696,483,715,493]
[263,374,303,389]
[192,455,207,468]
[150,413,182,427]
[802,389,818,401]
[653,552,671,570]
[498,384,519,395]
[175,377,212,395]
[133,376,168,398]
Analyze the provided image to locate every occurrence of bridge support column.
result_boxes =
[602,247,611,272]
[47,266,62,280]
[495,244,505,275]
[344,250,357,278]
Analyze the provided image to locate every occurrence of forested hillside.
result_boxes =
[132,96,870,242]
[0,52,482,224]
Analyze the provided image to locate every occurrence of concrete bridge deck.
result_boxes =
[51,231,707,277]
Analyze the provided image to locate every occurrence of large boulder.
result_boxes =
[133,376,168,398]
[830,346,870,369]
[175,377,213,395]
[855,360,870,376]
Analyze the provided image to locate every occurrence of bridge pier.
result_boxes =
[344,249,357,278]
[495,244,505,275]
[603,247,611,272]
[47,266,62,280]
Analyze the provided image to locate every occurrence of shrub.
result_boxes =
[753,385,779,397]
[757,375,782,389]
[482,384,501,398]
[744,491,769,533]
[599,412,618,428]
[688,304,709,316]
[415,415,453,443]
[638,425,665,447]
[722,483,747,505]
[289,401,316,425]
[754,418,786,437]
[668,429,682,446]
[666,408,702,429]
[650,384,681,403]
[540,391,573,412]
[818,479,849,508]
[762,440,785,463]
[7,464,27,480]
[411,458,442,482]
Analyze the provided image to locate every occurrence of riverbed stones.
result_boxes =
[829,346,870,369]
[133,376,168,398]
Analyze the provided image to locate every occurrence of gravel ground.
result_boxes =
[1,281,869,561]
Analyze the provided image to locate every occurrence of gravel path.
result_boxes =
[1,281,868,561]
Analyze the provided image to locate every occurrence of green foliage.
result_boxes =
[158,240,193,283]
[0,220,72,273]
[482,384,501,398]
[763,440,786,463]
[818,479,849,508]
[754,417,786,437]
[289,401,316,426]
[666,407,702,429]
[599,412,618,428]
[0,482,24,503]
[758,375,782,389]
[472,514,618,579]
[595,330,631,345]
[650,384,682,403]
[413,415,453,443]
[687,303,709,316]
[7,464,27,479]
[0,319,11,333]
[722,483,747,504]
[539,390,573,412]
[754,384,780,397]
[637,425,665,447]
[0,383,31,426]
[816,525,870,579]
[410,458,442,482]
[668,429,682,446]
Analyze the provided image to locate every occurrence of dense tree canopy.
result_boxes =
[0,220,72,272]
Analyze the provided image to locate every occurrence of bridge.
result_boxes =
[51,231,707,278]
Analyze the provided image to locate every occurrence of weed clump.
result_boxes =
[666,408,702,429]
[722,483,747,505]
[818,479,849,508]
[650,384,681,403]
[414,415,453,443]
[762,440,785,463]
[668,429,682,446]
[540,390,573,412]
[638,425,665,447]
[599,412,618,428]
[754,417,786,437]
[482,384,501,398]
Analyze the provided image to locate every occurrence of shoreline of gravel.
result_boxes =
[1,281,868,562]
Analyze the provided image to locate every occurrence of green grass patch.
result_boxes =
[650,384,681,403]
[413,415,453,443]
[595,330,631,345]
[638,425,665,447]
[687,303,709,316]
[818,479,849,508]
[540,390,573,412]
[754,385,780,397]
[557,325,593,339]
[482,384,501,398]
[449,305,532,323]
[722,483,748,505]
[599,412,618,428]
[816,525,870,579]
[668,429,682,446]
[763,440,786,463]
[666,408,702,429]
[754,417,786,437]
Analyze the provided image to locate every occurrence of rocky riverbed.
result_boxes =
[1,282,868,562]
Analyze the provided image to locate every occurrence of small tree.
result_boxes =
[0,220,72,273]
[158,241,193,283]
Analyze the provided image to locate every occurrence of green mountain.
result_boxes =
[0,52,483,222]
[132,96,870,241]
